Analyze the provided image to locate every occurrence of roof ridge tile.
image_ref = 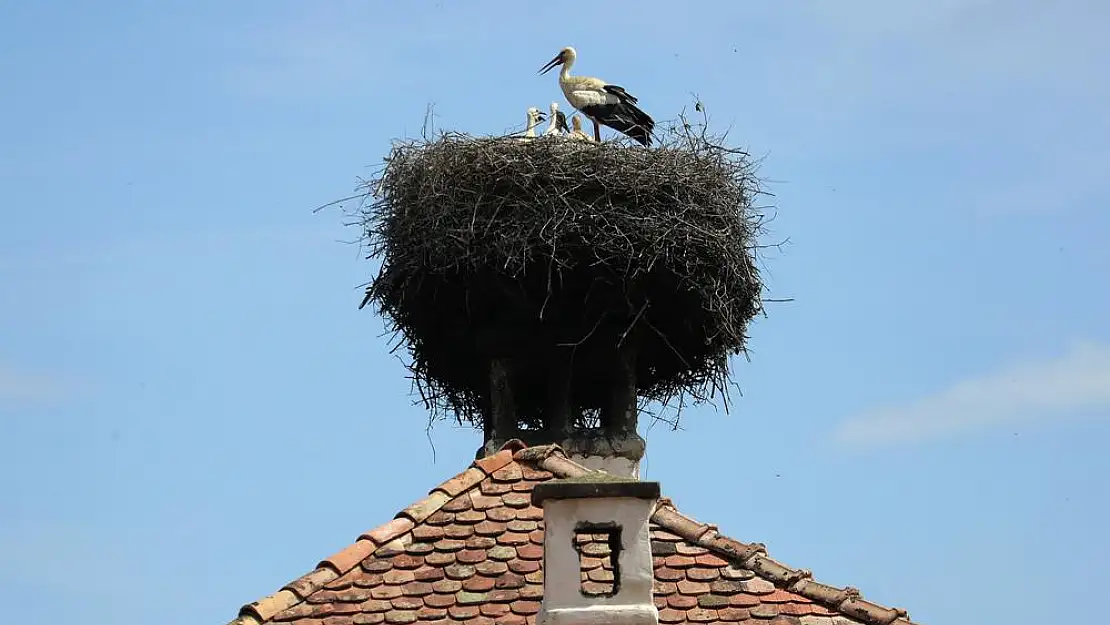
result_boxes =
[647,499,918,625]
[317,538,378,574]
[282,567,338,598]
[240,589,299,623]
[535,451,592,478]
[512,443,562,463]
[398,490,453,524]
[359,516,414,544]
[497,438,528,454]
[651,499,716,543]
[433,467,487,497]
[473,448,516,475]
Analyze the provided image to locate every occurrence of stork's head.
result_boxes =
[549,101,559,115]
[538,46,576,75]
[571,115,583,131]
[527,106,545,125]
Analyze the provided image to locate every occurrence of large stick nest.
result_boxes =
[356,116,771,429]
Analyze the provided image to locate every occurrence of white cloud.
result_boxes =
[834,341,1110,446]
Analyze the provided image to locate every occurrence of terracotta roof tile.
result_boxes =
[471,448,515,475]
[750,603,778,618]
[479,480,511,496]
[398,491,452,524]
[496,509,523,524]
[677,579,712,594]
[242,589,300,622]
[516,505,543,521]
[434,467,486,497]
[370,585,401,601]
[658,566,684,582]
[491,463,523,482]
[729,593,762,608]
[414,566,444,582]
[718,607,751,621]
[229,442,920,625]
[285,567,340,598]
[408,545,435,559]
[468,493,501,510]
[473,560,505,576]
[509,559,540,574]
[423,593,453,609]
[423,510,451,525]
[660,607,686,623]
[697,594,729,609]
[479,602,510,617]
[440,496,471,513]
[670,594,698,609]
[696,552,730,568]
[359,518,413,545]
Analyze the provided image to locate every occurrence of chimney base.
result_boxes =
[539,605,659,625]
[478,431,646,478]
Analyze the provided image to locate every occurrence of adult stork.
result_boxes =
[538,46,654,146]
[543,102,570,136]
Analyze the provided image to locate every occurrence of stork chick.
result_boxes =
[523,106,546,138]
[538,46,654,146]
[568,115,594,142]
[555,110,570,135]
[543,102,569,136]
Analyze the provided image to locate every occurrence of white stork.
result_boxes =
[568,115,594,142]
[523,106,546,138]
[543,102,570,136]
[538,46,654,146]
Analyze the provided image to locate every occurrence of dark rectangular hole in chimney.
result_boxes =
[573,521,622,598]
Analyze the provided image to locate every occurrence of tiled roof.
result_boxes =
[225,441,917,625]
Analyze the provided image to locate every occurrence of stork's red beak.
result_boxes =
[538,53,563,75]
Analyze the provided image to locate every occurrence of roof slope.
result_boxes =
[226,442,917,625]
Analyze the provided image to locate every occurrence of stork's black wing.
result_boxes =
[603,84,639,104]
[555,111,570,133]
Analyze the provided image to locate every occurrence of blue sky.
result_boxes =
[1,1,1107,623]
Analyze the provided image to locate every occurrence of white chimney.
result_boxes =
[532,474,661,625]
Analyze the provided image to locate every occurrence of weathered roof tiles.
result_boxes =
[226,442,917,625]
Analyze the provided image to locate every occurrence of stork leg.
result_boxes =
[592,119,601,142]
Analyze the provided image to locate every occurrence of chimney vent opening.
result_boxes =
[573,521,622,598]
